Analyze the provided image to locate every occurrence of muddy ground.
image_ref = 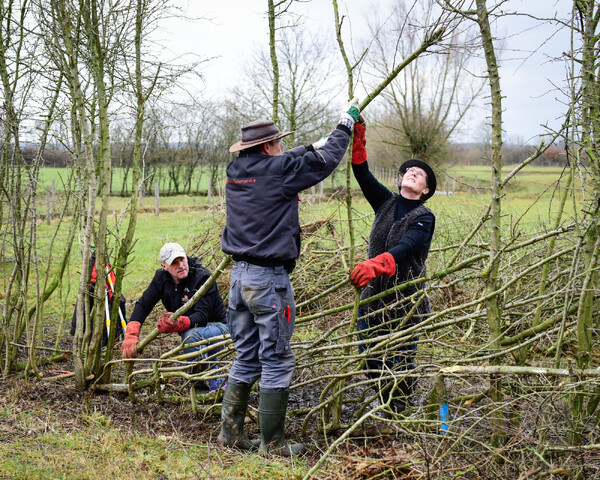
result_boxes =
[5,319,600,480]
[0,370,425,480]
[1,326,430,480]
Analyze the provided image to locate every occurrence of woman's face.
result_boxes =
[398,167,429,200]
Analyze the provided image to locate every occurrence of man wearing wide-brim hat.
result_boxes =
[219,100,361,456]
[348,118,437,417]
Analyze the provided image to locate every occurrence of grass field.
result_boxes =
[36,166,223,196]
[34,164,579,321]
[7,163,583,479]
[0,383,310,479]
[36,164,570,196]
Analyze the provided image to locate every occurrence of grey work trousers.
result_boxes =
[226,261,295,390]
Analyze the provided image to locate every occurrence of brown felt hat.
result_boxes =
[229,120,293,153]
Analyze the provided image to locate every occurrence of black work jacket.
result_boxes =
[221,125,350,265]
[129,257,226,328]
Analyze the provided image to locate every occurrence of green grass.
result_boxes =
[0,405,308,480]
[36,167,223,195]
[36,164,570,196]
[33,163,579,319]
[443,164,569,193]
[4,163,587,479]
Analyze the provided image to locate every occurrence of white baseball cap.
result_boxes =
[160,242,186,265]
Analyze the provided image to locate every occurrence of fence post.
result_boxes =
[154,181,160,216]
[207,175,212,202]
[46,186,51,224]
[446,174,450,195]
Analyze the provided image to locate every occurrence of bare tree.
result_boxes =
[266,0,299,126]
[368,0,484,167]
[558,0,600,445]
[143,105,194,195]
[43,0,167,386]
[233,27,339,146]
[101,0,166,383]
[0,0,73,378]
[0,0,35,376]
[474,0,505,446]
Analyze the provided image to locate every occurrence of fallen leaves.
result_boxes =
[322,442,422,480]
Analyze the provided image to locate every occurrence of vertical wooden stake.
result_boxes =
[207,175,212,202]
[46,186,51,224]
[154,181,159,216]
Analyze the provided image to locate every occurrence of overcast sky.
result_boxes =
[158,0,572,144]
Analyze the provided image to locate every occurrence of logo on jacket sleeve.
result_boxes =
[226,178,256,184]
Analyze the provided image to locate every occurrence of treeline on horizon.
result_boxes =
[14,138,568,170]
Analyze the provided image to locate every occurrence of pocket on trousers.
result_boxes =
[276,294,294,355]
[228,278,240,310]
[242,277,279,314]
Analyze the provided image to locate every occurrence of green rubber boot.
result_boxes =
[217,381,257,450]
[258,390,305,456]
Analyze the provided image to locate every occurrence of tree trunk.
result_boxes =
[267,0,280,125]
[475,0,505,445]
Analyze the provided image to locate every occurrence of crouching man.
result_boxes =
[122,242,229,392]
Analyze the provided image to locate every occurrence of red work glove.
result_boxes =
[349,252,396,289]
[352,119,367,165]
[122,321,142,359]
[156,312,191,333]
